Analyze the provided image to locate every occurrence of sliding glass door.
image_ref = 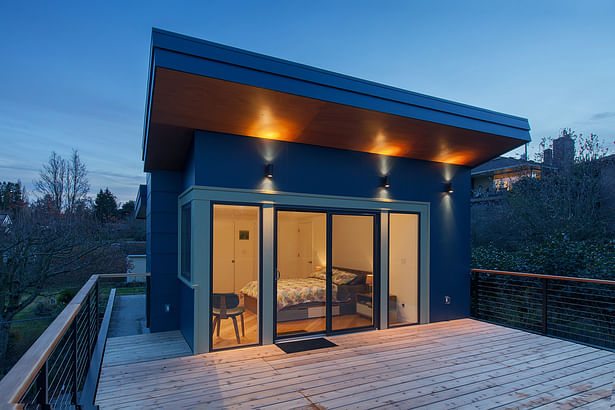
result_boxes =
[331,214,375,331]
[275,209,377,339]
[276,211,327,338]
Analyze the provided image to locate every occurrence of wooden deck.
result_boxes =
[95,319,615,409]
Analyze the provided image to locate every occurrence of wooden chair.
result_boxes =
[212,293,245,344]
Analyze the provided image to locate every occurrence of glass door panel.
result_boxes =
[389,213,419,326]
[331,214,375,331]
[276,211,327,338]
[212,204,260,350]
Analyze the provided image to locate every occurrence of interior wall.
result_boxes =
[312,215,326,269]
[212,208,259,293]
[389,213,419,323]
[332,215,373,272]
[277,214,299,279]
[277,212,326,278]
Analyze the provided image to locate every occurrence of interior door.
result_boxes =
[234,221,256,293]
[298,221,313,276]
[213,219,235,292]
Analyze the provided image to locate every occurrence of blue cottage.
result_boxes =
[138,28,530,354]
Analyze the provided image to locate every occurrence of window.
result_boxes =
[389,213,419,326]
[212,204,260,349]
[180,203,191,282]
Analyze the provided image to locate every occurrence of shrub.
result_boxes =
[33,302,54,317]
[472,236,615,280]
[57,289,78,305]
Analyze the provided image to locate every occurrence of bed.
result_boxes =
[240,267,369,321]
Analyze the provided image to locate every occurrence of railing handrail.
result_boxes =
[471,268,615,286]
[0,272,151,408]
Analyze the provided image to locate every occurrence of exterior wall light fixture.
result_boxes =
[444,182,454,193]
[265,164,274,178]
[382,176,390,188]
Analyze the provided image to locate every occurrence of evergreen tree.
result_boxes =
[0,181,27,211]
[94,188,118,222]
[118,200,136,220]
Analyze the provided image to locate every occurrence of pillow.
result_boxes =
[332,269,358,285]
[309,271,327,281]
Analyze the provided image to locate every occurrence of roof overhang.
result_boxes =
[135,184,147,220]
[143,29,531,171]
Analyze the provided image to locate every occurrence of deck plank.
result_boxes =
[95,319,615,409]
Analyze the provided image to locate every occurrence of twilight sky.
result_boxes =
[1,1,614,203]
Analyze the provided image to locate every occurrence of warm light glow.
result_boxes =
[258,177,276,193]
[433,151,475,166]
[368,132,405,157]
[260,131,280,140]
[376,187,391,201]
[248,105,299,143]
[370,145,403,156]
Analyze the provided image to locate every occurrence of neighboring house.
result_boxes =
[127,254,147,283]
[471,134,574,202]
[141,29,530,354]
[471,156,545,200]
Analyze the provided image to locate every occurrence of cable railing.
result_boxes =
[0,273,150,409]
[471,268,615,350]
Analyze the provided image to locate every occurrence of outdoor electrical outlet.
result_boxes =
[445,296,451,304]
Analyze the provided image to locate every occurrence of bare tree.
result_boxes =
[64,149,89,214]
[35,152,66,213]
[0,208,112,362]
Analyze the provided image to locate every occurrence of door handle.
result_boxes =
[276,270,280,280]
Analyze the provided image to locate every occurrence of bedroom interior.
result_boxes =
[211,203,421,349]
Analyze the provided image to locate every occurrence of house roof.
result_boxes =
[0,214,11,226]
[471,156,542,176]
[143,29,531,171]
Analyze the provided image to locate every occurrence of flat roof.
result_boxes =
[143,28,531,171]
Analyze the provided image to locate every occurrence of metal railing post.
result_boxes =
[86,290,92,357]
[541,278,548,335]
[35,361,48,407]
[71,318,78,405]
[95,280,100,333]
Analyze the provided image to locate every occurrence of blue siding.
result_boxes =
[147,170,182,332]
[179,282,194,352]
[193,130,471,322]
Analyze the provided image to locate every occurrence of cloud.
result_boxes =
[590,112,615,121]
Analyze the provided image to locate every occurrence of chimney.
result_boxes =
[543,148,553,166]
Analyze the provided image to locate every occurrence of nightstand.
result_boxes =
[356,293,373,319]
[356,294,398,323]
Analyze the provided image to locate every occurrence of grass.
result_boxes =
[1,278,146,379]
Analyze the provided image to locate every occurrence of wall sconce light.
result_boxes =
[444,182,454,193]
[381,175,390,188]
[265,164,274,178]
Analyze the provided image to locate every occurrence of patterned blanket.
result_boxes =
[241,278,339,311]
